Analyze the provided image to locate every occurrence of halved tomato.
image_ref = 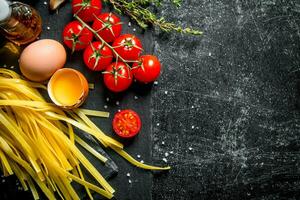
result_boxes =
[112,109,142,138]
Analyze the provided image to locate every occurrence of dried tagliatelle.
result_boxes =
[0,68,170,200]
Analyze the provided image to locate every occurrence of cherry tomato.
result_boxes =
[83,42,113,71]
[113,109,142,138]
[103,62,132,92]
[132,55,161,83]
[72,0,102,22]
[92,12,122,43]
[63,21,93,52]
[112,34,143,61]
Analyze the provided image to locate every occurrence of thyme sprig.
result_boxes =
[104,0,202,35]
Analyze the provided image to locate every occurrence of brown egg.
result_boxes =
[19,39,66,82]
[48,68,89,109]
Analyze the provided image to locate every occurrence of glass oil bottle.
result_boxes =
[0,0,42,45]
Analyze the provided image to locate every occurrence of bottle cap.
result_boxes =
[0,0,11,22]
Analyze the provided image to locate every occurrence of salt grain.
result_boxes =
[134,96,138,100]
[162,158,168,163]
[116,101,120,105]
[191,125,195,129]
[161,141,165,145]
[164,152,169,157]
[137,154,141,158]
[128,22,131,27]
[106,97,110,102]
[126,173,131,177]
[188,147,193,151]
[156,123,160,126]
[154,81,158,85]
[128,179,132,184]
[44,1,47,5]
[46,26,50,30]
[140,160,144,163]
[164,91,168,94]
[104,105,108,109]
[133,28,136,32]
[169,151,174,154]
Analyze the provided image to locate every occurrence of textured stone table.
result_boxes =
[1,0,300,200]
[152,1,300,199]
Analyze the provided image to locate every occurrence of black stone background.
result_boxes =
[0,0,300,200]
[152,0,300,200]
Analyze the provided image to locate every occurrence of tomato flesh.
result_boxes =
[113,110,141,138]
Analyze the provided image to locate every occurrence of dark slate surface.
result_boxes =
[152,0,300,200]
[1,0,300,200]
[0,0,154,199]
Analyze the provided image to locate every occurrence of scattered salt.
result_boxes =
[162,158,168,163]
[126,173,130,177]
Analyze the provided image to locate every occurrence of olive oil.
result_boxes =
[0,0,42,45]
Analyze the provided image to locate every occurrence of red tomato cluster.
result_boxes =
[62,0,161,92]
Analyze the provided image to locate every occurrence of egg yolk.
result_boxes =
[51,72,83,106]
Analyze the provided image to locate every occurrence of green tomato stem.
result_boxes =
[74,15,139,68]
